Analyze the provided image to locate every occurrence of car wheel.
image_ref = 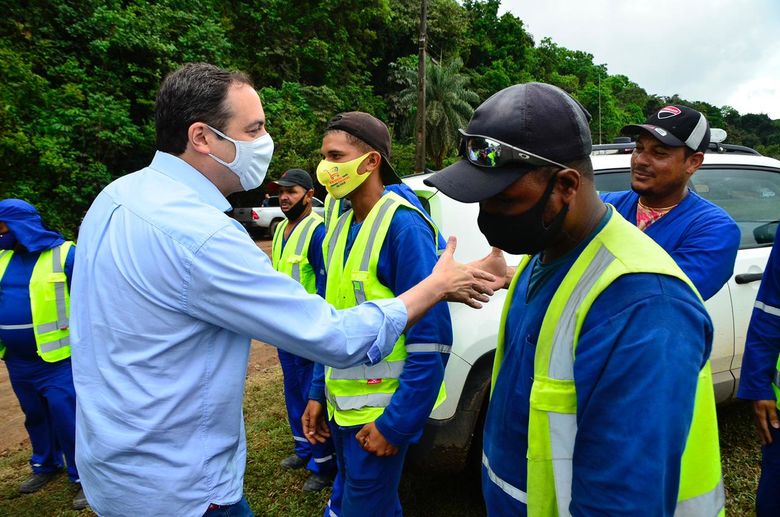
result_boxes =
[269,218,282,238]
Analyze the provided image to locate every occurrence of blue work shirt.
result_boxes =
[482,208,713,516]
[738,236,780,401]
[70,152,408,517]
[311,196,452,446]
[0,246,75,362]
[601,190,740,300]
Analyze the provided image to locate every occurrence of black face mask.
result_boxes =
[477,173,569,255]
[283,195,309,221]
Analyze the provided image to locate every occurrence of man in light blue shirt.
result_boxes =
[70,63,492,517]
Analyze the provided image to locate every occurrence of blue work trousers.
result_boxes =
[278,349,335,475]
[327,422,409,517]
[202,495,254,517]
[5,357,78,482]
[757,424,780,516]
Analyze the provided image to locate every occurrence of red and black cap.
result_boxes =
[621,105,710,152]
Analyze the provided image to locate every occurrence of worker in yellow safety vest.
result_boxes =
[426,83,724,516]
[302,112,452,517]
[0,199,86,510]
[270,168,337,492]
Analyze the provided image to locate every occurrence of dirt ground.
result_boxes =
[0,238,279,455]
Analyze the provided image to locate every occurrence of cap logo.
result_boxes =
[654,127,668,137]
[657,106,682,119]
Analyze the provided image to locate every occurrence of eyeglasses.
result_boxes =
[458,129,567,170]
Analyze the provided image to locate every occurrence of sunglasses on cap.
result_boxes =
[458,129,567,171]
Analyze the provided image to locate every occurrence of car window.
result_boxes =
[692,168,779,248]
[594,170,631,193]
[595,167,779,249]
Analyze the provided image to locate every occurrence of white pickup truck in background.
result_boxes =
[233,196,326,237]
[405,141,780,473]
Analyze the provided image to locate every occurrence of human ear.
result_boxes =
[554,168,581,204]
[189,123,212,155]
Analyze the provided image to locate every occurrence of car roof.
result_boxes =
[404,153,780,190]
[591,152,780,171]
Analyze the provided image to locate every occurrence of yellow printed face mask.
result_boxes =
[316,152,373,199]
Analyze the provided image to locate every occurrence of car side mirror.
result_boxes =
[753,221,778,245]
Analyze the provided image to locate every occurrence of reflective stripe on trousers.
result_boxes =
[482,452,527,504]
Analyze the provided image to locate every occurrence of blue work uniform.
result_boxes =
[737,235,780,516]
[601,190,740,300]
[482,208,713,515]
[0,201,79,483]
[311,196,452,517]
[276,220,336,476]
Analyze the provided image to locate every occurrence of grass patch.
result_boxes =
[0,366,764,516]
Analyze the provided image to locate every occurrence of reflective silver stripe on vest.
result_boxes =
[291,217,318,283]
[674,478,725,517]
[774,367,780,389]
[327,210,352,270]
[329,360,406,380]
[405,343,450,354]
[0,323,34,330]
[34,245,70,336]
[547,246,615,517]
[482,452,527,503]
[324,389,394,411]
[353,197,397,304]
[325,196,339,226]
[39,336,70,353]
[756,301,780,318]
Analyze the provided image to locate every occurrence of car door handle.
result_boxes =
[735,272,764,284]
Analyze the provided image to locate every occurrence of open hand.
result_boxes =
[355,422,398,457]
[432,236,495,309]
[469,247,514,291]
[302,400,331,445]
[752,399,779,445]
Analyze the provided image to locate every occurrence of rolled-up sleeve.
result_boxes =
[185,223,407,368]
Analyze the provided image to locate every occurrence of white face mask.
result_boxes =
[207,125,274,191]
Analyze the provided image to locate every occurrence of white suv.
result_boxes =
[403,145,780,471]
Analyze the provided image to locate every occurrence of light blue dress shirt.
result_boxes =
[70,152,407,516]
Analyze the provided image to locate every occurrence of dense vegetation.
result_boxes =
[2,0,779,237]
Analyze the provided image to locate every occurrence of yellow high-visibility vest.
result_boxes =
[0,241,74,362]
[487,212,724,516]
[322,192,446,426]
[271,212,323,294]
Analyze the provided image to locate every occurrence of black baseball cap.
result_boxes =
[424,83,592,203]
[325,112,402,185]
[621,105,710,152]
[273,168,313,190]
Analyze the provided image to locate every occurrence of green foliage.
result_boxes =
[1,0,777,236]
[396,57,479,168]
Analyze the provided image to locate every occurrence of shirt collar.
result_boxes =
[149,151,232,213]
